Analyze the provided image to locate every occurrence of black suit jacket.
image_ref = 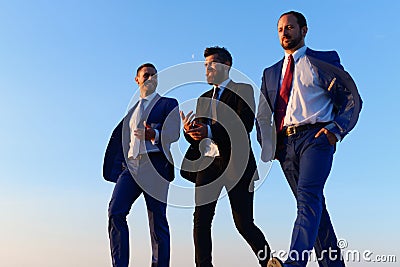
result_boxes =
[181,80,258,183]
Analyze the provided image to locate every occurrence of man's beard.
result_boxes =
[207,72,225,85]
[281,34,302,50]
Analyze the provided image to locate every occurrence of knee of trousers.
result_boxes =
[234,219,256,236]
[193,209,214,229]
[108,213,128,225]
[108,197,131,218]
[296,186,324,203]
[296,191,324,214]
[152,218,170,238]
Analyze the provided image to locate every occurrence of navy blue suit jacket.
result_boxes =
[257,48,362,147]
[103,94,180,183]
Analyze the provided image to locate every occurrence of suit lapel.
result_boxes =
[122,107,134,160]
[121,93,162,158]
[138,93,161,126]
[122,102,138,144]
[267,59,284,111]
[196,81,236,122]
[219,80,235,103]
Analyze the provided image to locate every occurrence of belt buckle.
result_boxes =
[286,126,296,136]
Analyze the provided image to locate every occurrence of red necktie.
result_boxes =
[275,54,294,133]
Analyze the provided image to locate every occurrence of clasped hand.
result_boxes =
[133,121,156,141]
[180,110,208,141]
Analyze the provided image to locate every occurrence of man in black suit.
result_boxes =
[180,47,270,267]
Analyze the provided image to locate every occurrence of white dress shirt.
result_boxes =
[127,92,160,159]
[281,46,340,140]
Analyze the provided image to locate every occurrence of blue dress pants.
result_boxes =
[277,127,345,267]
[108,162,170,267]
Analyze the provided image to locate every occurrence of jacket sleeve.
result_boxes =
[311,53,363,140]
[328,70,362,140]
[256,70,276,162]
[103,120,126,183]
[256,70,273,145]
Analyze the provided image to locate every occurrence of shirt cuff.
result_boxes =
[151,129,160,145]
[207,125,213,138]
[333,133,341,142]
[324,122,342,142]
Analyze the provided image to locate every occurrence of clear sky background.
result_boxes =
[1,0,399,266]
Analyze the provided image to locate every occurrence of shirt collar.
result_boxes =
[285,45,307,62]
[140,91,157,102]
[215,78,231,89]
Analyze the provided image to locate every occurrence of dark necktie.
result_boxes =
[275,54,294,133]
[212,86,220,99]
[211,86,220,124]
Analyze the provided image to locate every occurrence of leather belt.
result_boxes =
[283,122,329,137]
[133,151,161,161]
[134,154,146,160]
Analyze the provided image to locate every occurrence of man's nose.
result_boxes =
[283,28,289,36]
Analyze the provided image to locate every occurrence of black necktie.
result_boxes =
[212,86,220,99]
[211,86,220,124]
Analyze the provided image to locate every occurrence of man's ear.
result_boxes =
[223,61,231,72]
[302,26,308,37]
[134,76,139,85]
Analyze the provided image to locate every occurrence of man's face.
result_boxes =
[278,14,307,52]
[204,54,229,85]
[135,66,157,94]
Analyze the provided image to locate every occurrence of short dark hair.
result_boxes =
[136,63,157,76]
[204,46,232,66]
[279,11,307,29]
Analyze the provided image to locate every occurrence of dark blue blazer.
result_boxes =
[258,48,362,142]
[103,94,180,183]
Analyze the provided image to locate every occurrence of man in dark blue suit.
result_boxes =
[103,63,180,267]
[256,12,362,267]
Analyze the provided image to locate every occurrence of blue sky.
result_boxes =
[1,0,399,266]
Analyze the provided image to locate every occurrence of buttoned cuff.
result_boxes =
[151,129,160,145]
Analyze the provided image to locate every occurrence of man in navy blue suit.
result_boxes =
[256,11,362,267]
[103,63,180,267]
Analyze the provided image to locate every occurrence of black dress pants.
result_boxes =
[193,158,270,267]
